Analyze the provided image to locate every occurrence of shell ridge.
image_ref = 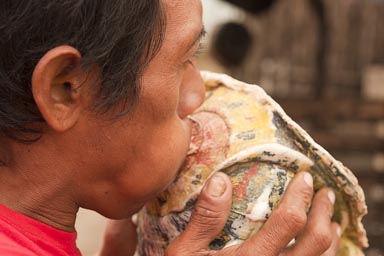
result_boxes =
[201,71,368,249]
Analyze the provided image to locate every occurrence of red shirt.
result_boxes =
[0,204,81,255]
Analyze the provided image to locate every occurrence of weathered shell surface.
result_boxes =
[135,71,368,256]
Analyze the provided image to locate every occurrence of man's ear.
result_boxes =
[32,45,88,132]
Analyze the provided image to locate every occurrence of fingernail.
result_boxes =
[328,190,336,205]
[207,174,226,197]
[336,225,342,237]
[303,172,313,187]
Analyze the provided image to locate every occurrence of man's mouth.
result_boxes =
[186,116,203,156]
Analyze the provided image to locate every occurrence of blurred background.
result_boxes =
[75,0,384,255]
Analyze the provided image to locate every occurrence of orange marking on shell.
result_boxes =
[233,164,259,201]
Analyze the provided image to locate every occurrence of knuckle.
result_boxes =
[282,207,307,227]
[272,206,307,234]
[309,224,333,251]
[194,204,224,220]
[299,185,313,203]
[189,205,228,235]
[285,209,307,229]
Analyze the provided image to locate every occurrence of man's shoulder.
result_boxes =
[0,231,36,255]
[0,204,81,256]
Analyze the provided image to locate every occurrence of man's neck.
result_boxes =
[0,142,79,232]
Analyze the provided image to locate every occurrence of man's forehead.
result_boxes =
[163,0,202,24]
[164,0,198,8]
[163,0,203,49]
[164,0,179,8]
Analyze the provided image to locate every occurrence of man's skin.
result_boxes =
[0,0,340,255]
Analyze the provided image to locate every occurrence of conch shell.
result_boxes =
[135,71,368,256]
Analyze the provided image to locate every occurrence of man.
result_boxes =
[0,0,340,255]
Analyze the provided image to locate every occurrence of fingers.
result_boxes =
[282,188,339,256]
[165,171,340,256]
[100,218,138,256]
[184,172,232,245]
[235,172,314,256]
[165,172,233,255]
[321,223,341,256]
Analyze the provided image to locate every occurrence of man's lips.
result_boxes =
[186,116,203,156]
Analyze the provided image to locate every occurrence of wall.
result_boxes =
[200,0,384,254]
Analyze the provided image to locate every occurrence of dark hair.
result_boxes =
[0,0,165,141]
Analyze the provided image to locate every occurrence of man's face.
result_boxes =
[75,0,205,218]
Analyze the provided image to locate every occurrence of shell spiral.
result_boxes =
[135,72,368,256]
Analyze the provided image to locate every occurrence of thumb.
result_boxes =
[170,172,233,251]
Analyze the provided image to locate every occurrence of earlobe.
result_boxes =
[32,45,85,133]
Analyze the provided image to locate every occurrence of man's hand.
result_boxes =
[100,218,137,256]
[166,171,341,256]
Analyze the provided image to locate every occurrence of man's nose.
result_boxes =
[177,65,205,118]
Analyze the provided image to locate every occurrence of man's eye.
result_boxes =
[186,43,205,66]
[194,42,204,57]
[186,59,195,66]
